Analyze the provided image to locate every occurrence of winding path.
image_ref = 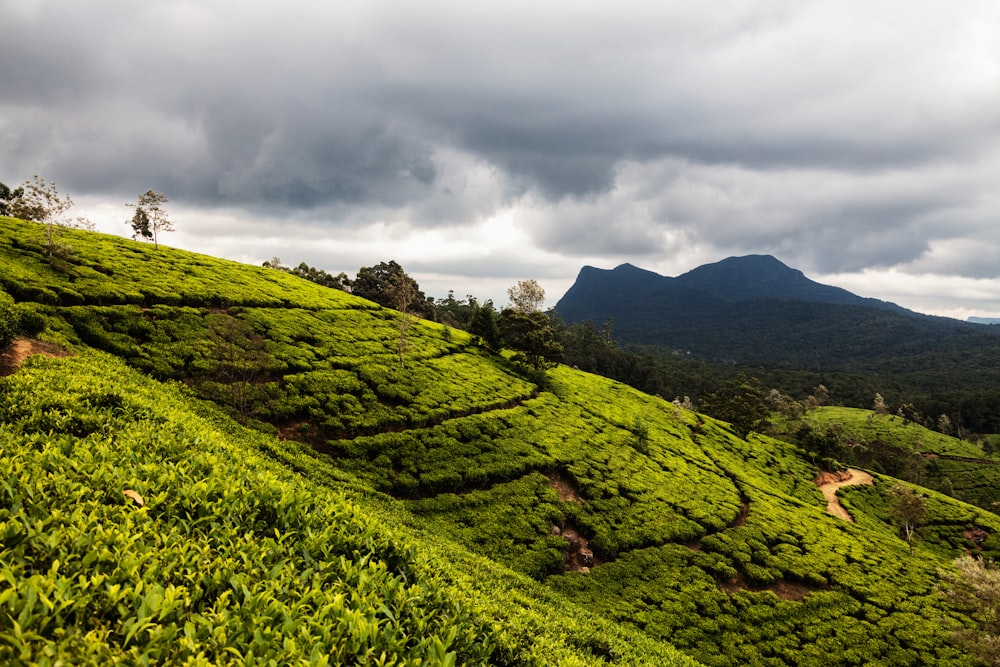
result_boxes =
[815,468,873,521]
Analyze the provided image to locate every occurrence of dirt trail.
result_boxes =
[814,468,873,522]
[0,338,70,376]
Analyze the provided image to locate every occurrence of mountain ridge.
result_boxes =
[554,255,1000,374]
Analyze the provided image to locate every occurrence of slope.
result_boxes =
[0,350,697,666]
[2,217,1000,666]
[776,405,1000,512]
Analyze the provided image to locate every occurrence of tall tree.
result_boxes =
[498,308,563,371]
[468,299,501,353]
[701,373,770,439]
[5,175,92,260]
[126,190,174,248]
[0,181,24,216]
[887,484,926,555]
[353,261,433,318]
[507,279,546,313]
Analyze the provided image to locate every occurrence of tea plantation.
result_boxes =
[2,216,999,666]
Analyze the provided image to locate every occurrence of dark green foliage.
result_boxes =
[0,287,17,348]
[556,260,1000,437]
[352,260,434,318]
[499,308,563,371]
[701,373,771,438]
[128,205,151,242]
[0,182,23,217]
[265,259,351,291]
[468,299,502,353]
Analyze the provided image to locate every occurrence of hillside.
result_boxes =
[2,217,1000,666]
[774,405,1000,512]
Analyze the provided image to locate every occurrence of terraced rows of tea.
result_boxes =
[3,217,1000,666]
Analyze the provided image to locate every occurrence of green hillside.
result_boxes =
[2,216,1000,666]
[776,405,1000,512]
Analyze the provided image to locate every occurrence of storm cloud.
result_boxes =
[2,0,998,317]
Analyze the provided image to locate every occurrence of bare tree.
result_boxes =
[391,271,418,367]
[126,190,174,248]
[6,175,93,260]
[887,484,926,555]
[507,279,546,313]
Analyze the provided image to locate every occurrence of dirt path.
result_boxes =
[815,468,874,522]
[0,338,70,376]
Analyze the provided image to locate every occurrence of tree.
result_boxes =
[0,181,24,216]
[390,269,418,367]
[887,484,926,555]
[467,299,501,353]
[507,279,546,313]
[701,373,770,439]
[939,555,1000,665]
[4,175,93,259]
[126,190,174,248]
[353,261,433,318]
[498,308,563,372]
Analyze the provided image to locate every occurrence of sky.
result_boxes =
[2,1,999,320]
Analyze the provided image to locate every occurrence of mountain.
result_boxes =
[3,217,1000,666]
[673,254,906,312]
[555,255,1000,375]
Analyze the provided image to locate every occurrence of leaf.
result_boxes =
[123,489,145,507]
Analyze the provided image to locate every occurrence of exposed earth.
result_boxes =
[0,338,70,376]
[814,468,874,521]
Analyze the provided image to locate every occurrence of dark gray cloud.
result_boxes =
[1,0,998,316]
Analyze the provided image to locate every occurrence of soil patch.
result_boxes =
[0,338,71,376]
[548,470,582,503]
[718,572,816,601]
[814,468,873,522]
[552,524,603,573]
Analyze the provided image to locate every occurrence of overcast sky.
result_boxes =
[2,1,999,319]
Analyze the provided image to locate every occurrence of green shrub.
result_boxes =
[0,287,16,347]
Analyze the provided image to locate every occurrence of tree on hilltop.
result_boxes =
[353,261,434,318]
[499,308,563,372]
[468,299,501,353]
[263,258,351,291]
[4,175,93,261]
[126,190,174,248]
[0,181,24,216]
